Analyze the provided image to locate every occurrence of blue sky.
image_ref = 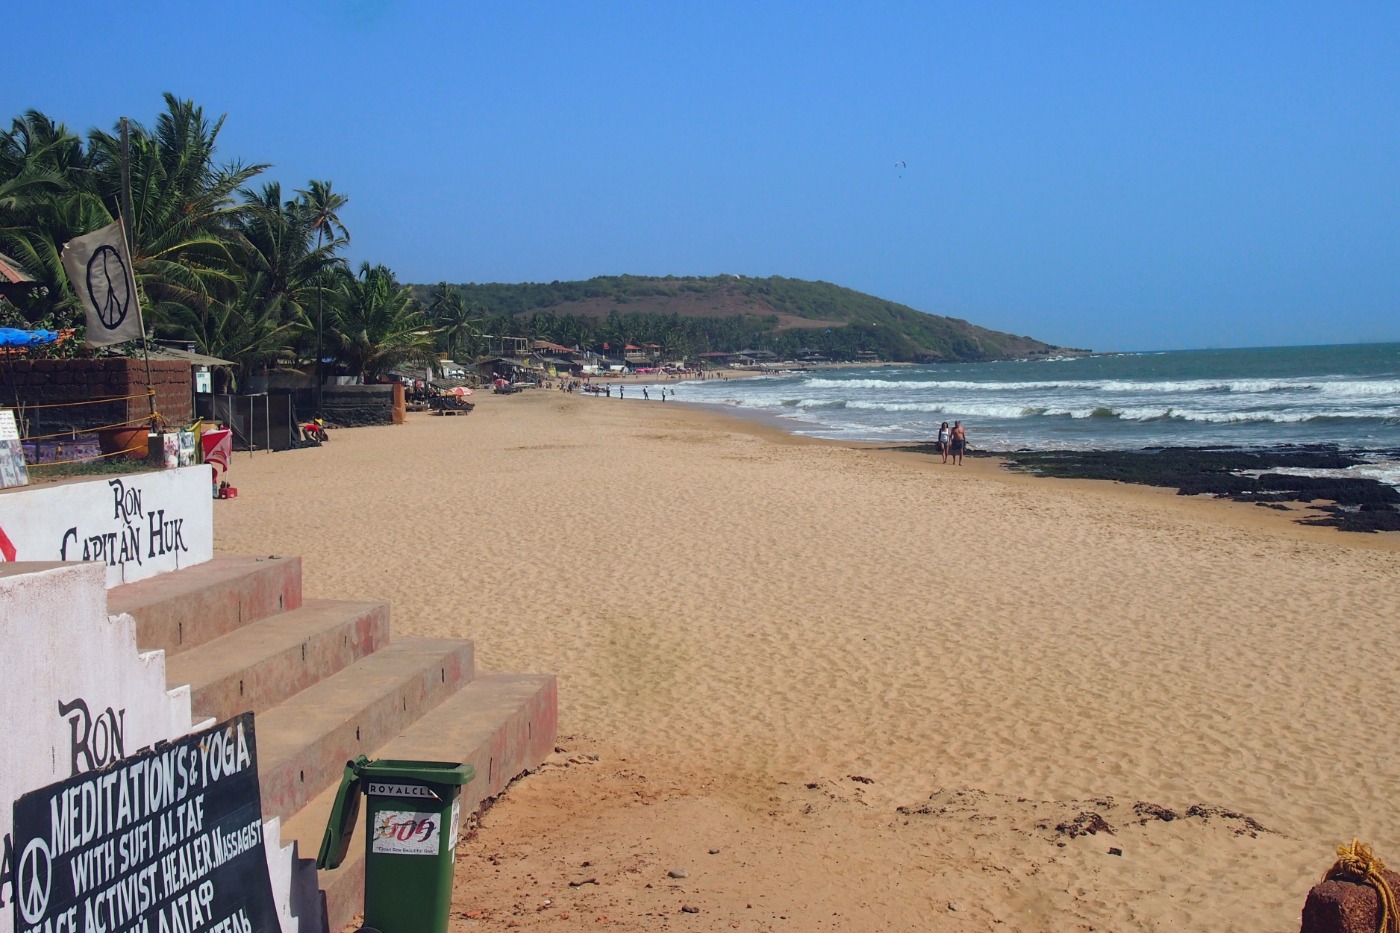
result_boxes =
[6,2,1397,351]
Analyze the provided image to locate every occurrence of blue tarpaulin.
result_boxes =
[0,327,59,347]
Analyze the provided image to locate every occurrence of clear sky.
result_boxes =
[6,2,1398,351]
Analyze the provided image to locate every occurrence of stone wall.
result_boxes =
[4,358,193,437]
[322,384,393,427]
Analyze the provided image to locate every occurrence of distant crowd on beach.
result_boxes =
[566,382,677,400]
[936,420,967,465]
[541,370,732,396]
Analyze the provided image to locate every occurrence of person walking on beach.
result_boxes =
[937,421,951,464]
[950,421,967,465]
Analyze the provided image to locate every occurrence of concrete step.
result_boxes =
[163,598,392,723]
[255,637,476,823]
[277,672,558,933]
[108,555,302,655]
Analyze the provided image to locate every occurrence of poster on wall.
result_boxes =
[178,431,196,467]
[10,713,282,933]
[162,433,180,469]
[0,410,27,489]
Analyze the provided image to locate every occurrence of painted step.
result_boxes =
[277,672,558,933]
[108,554,302,654]
[163,597,393,723]
[255,637,476,823]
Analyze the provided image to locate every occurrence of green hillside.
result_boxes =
[414,275,1086,363]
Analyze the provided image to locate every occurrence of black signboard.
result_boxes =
[11,713,281,933]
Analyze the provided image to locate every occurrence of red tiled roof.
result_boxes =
[0,252,35,285]
[532,340,576,353]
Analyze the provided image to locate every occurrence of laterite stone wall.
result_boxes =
[4,358,193,437]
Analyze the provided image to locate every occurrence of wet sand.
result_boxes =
[214,389,1400,932]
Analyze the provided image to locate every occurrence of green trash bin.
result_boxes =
[317,755,477,933]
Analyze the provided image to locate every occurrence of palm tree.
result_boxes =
[85,94,267,324]
[0,111,87,180]
[0,113,114,328]
[328,263,437,383]
[297,180,349,245]
[425,281,485,360]
[166,273,305,393]
[238,181,345,324]
[295,180,348,417]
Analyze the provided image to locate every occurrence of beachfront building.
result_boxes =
[534,355,578,378]
[475,356,544,384]
[530,341,589,378]
[531,340,576,356]
[701,349,781,368]
[481,334,531,358]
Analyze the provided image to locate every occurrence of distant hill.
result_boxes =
[413,275,1086,363]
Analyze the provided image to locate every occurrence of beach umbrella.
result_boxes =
[451,386,473,397]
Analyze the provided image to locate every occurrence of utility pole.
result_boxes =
[120,117,156,426]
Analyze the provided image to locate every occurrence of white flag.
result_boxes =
[61,220,144,347]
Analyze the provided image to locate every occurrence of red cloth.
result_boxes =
[201,428,232,473]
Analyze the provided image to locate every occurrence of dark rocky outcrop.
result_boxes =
[899,445,1400,534]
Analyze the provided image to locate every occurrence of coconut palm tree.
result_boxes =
[0,112,94,325]
[425,281,486,360]
[238,181,347,325]
[166,273,305,393]
[296,180,349,246]
[85,94,266,323]
[328,263,437,383]
[295,180,348,415]
[0,110,89,199]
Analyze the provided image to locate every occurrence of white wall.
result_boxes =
[0,562,316,933]
[0,563,197,933]
[0,465,213,586]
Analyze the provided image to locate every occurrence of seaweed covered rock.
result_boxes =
[989,446,1400,534]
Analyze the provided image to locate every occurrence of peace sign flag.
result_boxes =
[61,220,144,348]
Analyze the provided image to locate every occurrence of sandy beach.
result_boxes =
[214,389,1400,932]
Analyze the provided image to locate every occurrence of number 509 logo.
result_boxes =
[372,810,442,855]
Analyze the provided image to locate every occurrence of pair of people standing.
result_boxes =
[936,420,966,465]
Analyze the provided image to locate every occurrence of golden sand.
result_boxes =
[215,389,1400,932]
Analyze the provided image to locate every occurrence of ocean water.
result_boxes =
[652,343,1400,486]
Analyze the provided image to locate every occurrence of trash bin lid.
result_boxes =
[317,755,369,870]
[357,758,476,787]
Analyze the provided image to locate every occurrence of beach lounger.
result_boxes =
[429,396,475,415]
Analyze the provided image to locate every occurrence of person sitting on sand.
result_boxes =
[950,421,966,465]
[937,421,951,463]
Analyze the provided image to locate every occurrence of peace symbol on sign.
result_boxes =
[86,244,131,331]
[16,836,52,924]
